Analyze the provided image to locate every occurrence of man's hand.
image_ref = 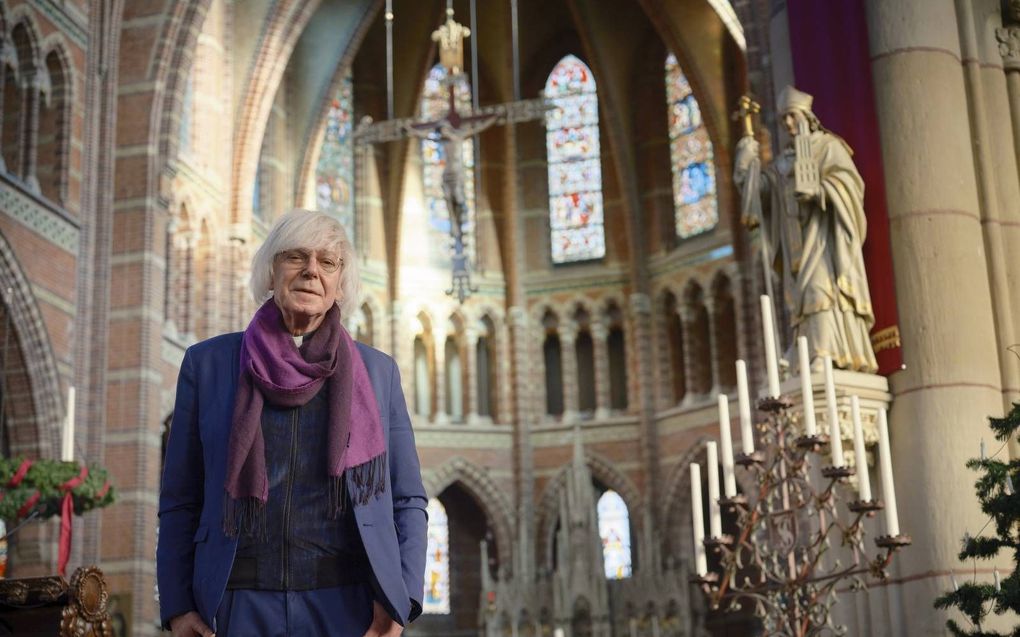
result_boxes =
[169,611,214,637]
[362,600,403,637]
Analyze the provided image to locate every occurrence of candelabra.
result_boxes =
[690,392,911,637]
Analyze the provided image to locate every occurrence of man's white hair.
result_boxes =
[249,209,361,319]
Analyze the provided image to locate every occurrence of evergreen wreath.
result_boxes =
[0,457,115,524]
[934,403,1020,636]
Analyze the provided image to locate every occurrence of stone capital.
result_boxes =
[629,292,652,316]
[998,26,1020,71]
[507,305,528,327]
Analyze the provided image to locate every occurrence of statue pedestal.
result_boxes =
[777,368,891,470]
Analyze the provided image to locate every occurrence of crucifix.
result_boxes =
[354,5,550,303]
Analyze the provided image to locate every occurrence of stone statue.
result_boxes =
[734,86,878,373]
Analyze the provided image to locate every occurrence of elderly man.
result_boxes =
[734,85,878,373]
[158,209,428,636]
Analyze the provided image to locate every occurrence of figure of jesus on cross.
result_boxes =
[403,9,497,302]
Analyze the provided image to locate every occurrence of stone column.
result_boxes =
[957,0,1020,408]
[560,326,579,422]
[705,296,722,397]
[591,322,611,419]
[679,306,699,405]
[465,327,480,424]
[19,71,41,194]
[651,297,673,410]
[998,11,1020,186]
[433,326,449,425]
[866,1,1007,632]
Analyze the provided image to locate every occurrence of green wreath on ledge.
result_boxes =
[0,457,116,524]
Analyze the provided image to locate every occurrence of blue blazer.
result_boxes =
[156,333,428,630]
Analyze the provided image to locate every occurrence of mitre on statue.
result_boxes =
[777,85,814,114]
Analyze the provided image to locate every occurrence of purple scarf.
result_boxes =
[223,300,386,537]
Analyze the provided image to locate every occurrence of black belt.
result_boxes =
[226,555,370,590]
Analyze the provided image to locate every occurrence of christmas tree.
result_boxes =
[934,403,1020,636]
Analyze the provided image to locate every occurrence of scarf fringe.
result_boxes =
[349,452,388,505]
[223,493,268,540]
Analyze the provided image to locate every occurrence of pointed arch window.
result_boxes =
[596,489,632,579]
[665,53,717,239]
[544,55,605,264]
[315,72,355,239]
[420,64,475,258]
[424,497,451,614]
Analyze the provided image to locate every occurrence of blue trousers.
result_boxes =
[214,584,374,637]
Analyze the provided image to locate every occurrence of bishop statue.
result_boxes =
[734,86,878,373]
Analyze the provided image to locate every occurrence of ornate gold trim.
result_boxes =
[871,325,901,353]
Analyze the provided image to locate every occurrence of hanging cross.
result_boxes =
[353,8,550,303]
[404,78,498,302]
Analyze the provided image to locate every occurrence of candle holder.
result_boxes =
[692,396,910,636]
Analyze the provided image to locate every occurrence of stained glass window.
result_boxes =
[545,55,605,264]
[420,64,475,260]
[315,73,355,240]
[424,497,451,614]
[666,53,717,239]
[596,489,632,579]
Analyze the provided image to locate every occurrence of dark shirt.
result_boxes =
[232,387,368,590]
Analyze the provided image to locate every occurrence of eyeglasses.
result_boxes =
[276,249,343,273]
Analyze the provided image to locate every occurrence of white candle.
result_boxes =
[690,463,708,576]
[981,438,987,461]
[62,386,75,462]
[851,395,871,501]
[876,408,899,536]
[797,336,817,436]
[735,360,754,454]
[995,568,1002,592]
[760,296,781,397]
[706,442,722,538]
[951,574,959,591]
[717,394,737,498]
[823,356,844,467]
[555,629,565,637]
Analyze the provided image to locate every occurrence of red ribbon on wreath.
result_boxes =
[17,491,40,519]
[58,465,88,577]
[8,459,33,487]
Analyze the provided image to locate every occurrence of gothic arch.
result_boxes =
[659,438,711,567]
[535,449,643,570]
[422,456,515,569]
[0,230,63,459]
[7,8,42,73]
[36,40,73,204]
[293,1,377,207]
[152,0,212,169]
[229,0,322,226]
[357,291,385,348]
[38,34,75,101]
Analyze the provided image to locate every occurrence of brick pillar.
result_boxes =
[592,322,610,419]
[465,327,480,424]
[559,326,579,422]
[20,72,41,193]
